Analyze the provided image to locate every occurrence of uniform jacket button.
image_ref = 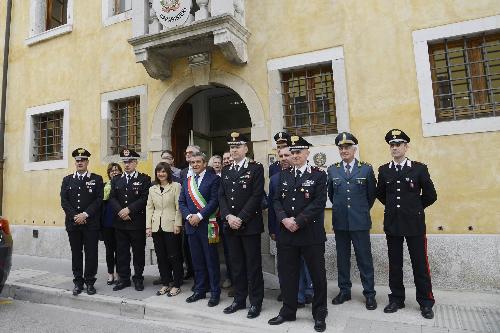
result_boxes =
[397,204,400,208]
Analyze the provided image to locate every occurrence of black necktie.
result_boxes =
[396,164,402,172]
[235,165,240,172]
[194,174,200,185]
[78,175,81,181]
[126,175,130,183]
[345,164,351,177]
[295,169,302,181]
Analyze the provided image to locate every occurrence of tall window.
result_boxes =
[428,31,499,122]
[281,64,337,136]
[113,0,132,15]
[33,111,64,162]
[110,97,141,155]
[46,0,67,30]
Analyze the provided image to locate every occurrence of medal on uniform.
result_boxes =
[135,190,139,194]
[242,185,246,189]
[89,189,92,193]
[305,192,310,199]
[283,181,287,186]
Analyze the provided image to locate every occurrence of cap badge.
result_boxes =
[77,148,85,155]
[123,149,130,157]
[392,130,401,136]
[231,132,239,141]
[290,135,299,145]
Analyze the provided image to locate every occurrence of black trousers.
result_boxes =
[226,233,264,306]
[278,242,328,321]
[115,228,146,282]
[152,228,183,288]
[67,228,99,286]
[335,230,375,297]
[182,230,194,275]
[386,234,435,307]
[101,227,117,274]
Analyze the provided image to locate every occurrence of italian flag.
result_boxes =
[187,175,219,244]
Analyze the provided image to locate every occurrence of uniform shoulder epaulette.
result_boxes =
[412,160,426,167]
[358,161,371,167]
[334,162,341,168]
[310,165,322,172]
[249,160,261,165]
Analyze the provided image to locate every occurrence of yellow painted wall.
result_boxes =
[1,1,499,234]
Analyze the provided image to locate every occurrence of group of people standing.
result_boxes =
[60,128,437,333]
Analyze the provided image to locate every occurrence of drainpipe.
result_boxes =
[0,0,13,215]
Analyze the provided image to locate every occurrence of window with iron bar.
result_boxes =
[46,0,68,30]
[113,0,132,15]
[33,110,64,162]
[281,64,337,136]
[110,97,141,155]
[428,31,500,122]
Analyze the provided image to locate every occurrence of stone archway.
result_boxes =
[149,70,268,166]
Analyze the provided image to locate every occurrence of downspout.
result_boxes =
[0,0,13,215]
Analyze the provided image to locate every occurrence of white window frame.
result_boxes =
[24,100,70,171]
[100,85,148,163]
[26,0,74,46]
[413,15,500,137]
[102,0,132,27]
[267,47,350,147]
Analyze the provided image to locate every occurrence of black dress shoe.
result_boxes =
[314,319,327,332]
[186,293,206,303]
[207,297,220,307]
[297,302,305,308]
[420,306,434,319]
[113,280,131,291]
[383,301,405,313]
[331,292,351,305]
[365,296,377,310]
[247,305,261,319]
[223,301,246,314]
[86,285,96,295]
[268,315,295,325]
[72,284,83,296]
[134,280,144,291]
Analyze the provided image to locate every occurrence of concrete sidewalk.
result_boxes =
[2,254,499,333]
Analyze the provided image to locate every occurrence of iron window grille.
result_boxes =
[46,0,67,30]
[428,31,499,122]
[110,97,141,155]
[33,110,64,162]
[281,64,337,136]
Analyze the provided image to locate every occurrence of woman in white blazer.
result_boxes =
[146,162,183,296]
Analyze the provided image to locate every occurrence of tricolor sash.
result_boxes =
[187,175,219,244]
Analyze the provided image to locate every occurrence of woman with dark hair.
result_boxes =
[102,162,122,285]
[146,162,183,296]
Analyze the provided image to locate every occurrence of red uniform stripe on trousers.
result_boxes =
[423,235,435,301]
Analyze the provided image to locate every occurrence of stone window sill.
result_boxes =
[25,24,73,46]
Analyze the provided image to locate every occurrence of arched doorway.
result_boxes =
[149,70,268,170]
[170,86,253,167]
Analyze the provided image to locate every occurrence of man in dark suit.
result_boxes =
[327,132,377,310]
[109,148,151,291]
[219,132,265,319]
[268,135,328,332]
[179,151,221,307]
[269,131,290,177]
[60,148,103,296]
[376,129,437,319]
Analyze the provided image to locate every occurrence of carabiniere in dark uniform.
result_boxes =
[377,129,437,320]
[108,148,151,291]
[218,132,265,319]
[60,148,103,296]
[268,135,328,333]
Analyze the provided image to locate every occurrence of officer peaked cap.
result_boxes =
[335,132,358,146]
[227,132,249,145]
[72,148,91,160]
[120,148,140,161]
[385,129,410,144]
[273,131,290,143]
[287,135,311,151]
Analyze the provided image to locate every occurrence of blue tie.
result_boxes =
[194,174,200,185]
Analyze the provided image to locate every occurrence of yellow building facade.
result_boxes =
[1,0,499,289]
